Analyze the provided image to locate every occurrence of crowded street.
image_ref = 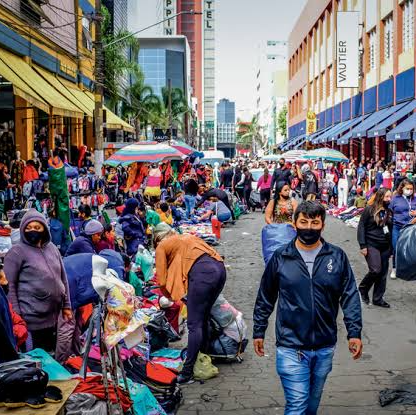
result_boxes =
[3,0,416,414]
[180,212,416,415]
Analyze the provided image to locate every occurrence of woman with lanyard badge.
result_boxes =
[357,189,392,308]
[389,179,416,279]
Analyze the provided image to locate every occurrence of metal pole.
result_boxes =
[168,78,173,140]
[94,0,104,175]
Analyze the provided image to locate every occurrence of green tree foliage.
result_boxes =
[238,116,264,152]
[277,105,288,137]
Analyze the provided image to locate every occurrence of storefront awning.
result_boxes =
[368,100,416,137]
[313,123,348,144]
[294,135,308,149]
[387,112,416,141]
[332,115,371,145]
[289,134,306,149]
[83,92,134,133]
[0,48,83,118]
[0,58,49,113]
[33,66,93,117]
[351,105,405,138]
[309,125,333,144]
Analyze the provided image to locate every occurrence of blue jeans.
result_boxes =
[392,224,402,268]
[217,212,232,223]
[184,194,196,218]
[276,346,335,415]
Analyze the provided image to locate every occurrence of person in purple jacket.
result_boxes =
[4,209,72,352]
[389,179,416,279]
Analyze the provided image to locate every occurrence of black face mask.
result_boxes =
[297,228,322,245]
[383,201,390,209]
[1,284,9,296]
[279,162,285,167]
[25,231,43,246]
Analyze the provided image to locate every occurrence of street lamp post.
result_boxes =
[93,10,202,174]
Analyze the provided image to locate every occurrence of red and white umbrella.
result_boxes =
[280,150,308,162]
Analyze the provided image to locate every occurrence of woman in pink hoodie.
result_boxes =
[257,168,272,213]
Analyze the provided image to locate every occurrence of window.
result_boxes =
[82,15,93,51]
[369,29,377,71]
[402,0,414,52]
[20,0,53,26]
[383,14,393,61]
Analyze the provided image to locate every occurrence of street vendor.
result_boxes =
[154,222,226,385]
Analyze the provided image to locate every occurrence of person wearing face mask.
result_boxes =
[389,179,416,279]
[65,220,104,257]
[357,189,392,308]
[253,201,363,415]
[265,181,298,224]
[4,209,72,352]
[271,158,291,193]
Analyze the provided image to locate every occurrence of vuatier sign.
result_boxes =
[336,12,359,88]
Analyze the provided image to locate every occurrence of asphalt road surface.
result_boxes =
[178,212,416,415]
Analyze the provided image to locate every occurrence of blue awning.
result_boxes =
[337,130,353,145]
[319,118,357,144]
[386,112,416,141]
[368,100,416,137]
[351,107,396,138]
[287,134,306,149]
[309,125,333,144]
[329,114,370,144]
[294,135,308,149]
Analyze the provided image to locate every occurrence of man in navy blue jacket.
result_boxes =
[253,201,363,415]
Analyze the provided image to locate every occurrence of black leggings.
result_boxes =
[183,255,226,375]
[31,326,57,352]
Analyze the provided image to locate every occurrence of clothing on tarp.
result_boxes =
[73,375,132,413]
[65,392,109,415]
[396,224,416,281]
[24,348,72,381]
[261,223,297,264]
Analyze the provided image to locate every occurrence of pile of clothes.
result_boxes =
[177,223,217,245]
[327,205,365,229]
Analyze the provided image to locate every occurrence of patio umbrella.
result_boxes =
[303,148,349,163]
[261,154,281,162]
[104,142,186,167]
[170,140,204,158]
[280,150,308,163]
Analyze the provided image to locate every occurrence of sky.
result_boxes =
[131,0,307,119]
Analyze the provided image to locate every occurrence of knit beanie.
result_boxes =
[84,219,104,235]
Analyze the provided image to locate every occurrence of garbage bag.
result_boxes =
[146,311,180,351]
[262,223,297,265]
[223,312,248,343]
[208,334,248,357]
[396,224,416,281]
[193,353,218,380]
[210,294,239,328]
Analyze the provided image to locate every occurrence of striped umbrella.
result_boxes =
[303,148,348,163]
[170,140,200,156]
[280,150,308,162]
[104,141,186,166]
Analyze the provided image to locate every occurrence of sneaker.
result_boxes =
[390,269,397,279]
[177,374,195,385]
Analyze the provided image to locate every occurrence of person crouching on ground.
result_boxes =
[198,196,232,223]
[253,201,363,415]
[154,222,226,384]
[65,220,104,256]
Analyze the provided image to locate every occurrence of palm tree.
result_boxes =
[239,116,264,153]
[101,6,140,111]
[122,71,162,139]
[156,86,191,137]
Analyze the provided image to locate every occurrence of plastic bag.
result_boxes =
[223,312,247,343]
[396,224,416,281]
[135,247,154,282]
[208,335,248,358]
[262,223,297,265]
[193,353,219,380]
[146,310,180,351]
[210,294,239,328]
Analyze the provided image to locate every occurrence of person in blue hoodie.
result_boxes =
[119,198,147,256]
[389,178,416,279]
[65,220,103,256]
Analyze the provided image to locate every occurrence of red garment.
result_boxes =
[96,238,115,252]
[22,165,39,184]
[78,145,87,168]
[66,356,90,372]
[9,303,28,347]
[74,375,132,412]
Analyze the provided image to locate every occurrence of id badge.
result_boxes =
[383,226,389,234]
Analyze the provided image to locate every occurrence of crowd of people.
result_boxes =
[1,145,416,414]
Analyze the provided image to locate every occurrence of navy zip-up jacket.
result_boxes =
[253,239,362,350]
